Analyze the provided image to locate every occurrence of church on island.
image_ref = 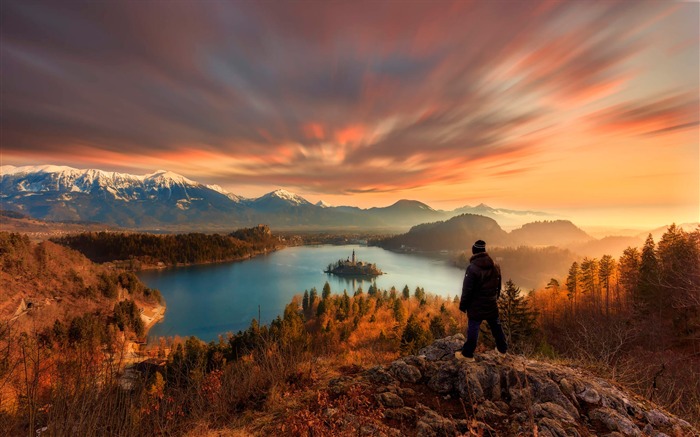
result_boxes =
[324,250,383,277]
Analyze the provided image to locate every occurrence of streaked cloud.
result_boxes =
[1,0,698,224]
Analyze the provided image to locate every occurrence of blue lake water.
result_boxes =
[138,245,465,342]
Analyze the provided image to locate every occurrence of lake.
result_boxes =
[138,245,465,342]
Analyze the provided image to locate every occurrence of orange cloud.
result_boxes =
[334,125,366,145]
[302,123,325,140]
[587,94,699,136]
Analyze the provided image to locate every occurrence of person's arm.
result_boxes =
[495,264,502,299]
[459,265,477,312]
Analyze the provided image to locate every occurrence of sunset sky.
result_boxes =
[1,1,698,228]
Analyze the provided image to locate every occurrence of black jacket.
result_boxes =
[459,252,502,320]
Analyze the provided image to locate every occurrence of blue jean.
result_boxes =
[461,318,508,357]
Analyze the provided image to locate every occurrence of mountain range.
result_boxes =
[0,165,555,230]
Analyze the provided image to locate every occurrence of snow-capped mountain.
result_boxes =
[1,165,203,200]
[249,189,313,207]
[0,165,243,226]
[315,200,332,208]
[205,184,245,203]
[1,165,553,230]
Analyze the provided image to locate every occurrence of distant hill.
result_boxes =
[1,165,551,231]
[378,213,509,251]
[377,217,594,253]
[643,222,700,241]
[365,200,449,228]
[509,220,593,246]
[569,235,645,258]
[0,209,116,238]
[454,203,554,228]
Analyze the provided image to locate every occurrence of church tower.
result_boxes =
[352,250,356,265]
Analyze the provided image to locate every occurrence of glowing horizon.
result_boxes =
[1,1,698,229]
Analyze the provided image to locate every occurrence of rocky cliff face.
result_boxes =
[319,335,696,437]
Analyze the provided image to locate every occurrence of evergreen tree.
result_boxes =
[368,283,377,297]
[339,290,351,321]
[302,290,310,314]
[316,299,327,317]
[414,286,426,302]
[598,255,616,317]
[393,299,406,324]
[636,234,659,315]
[579,257,599,312]
[322,282,332,300]
[428,315,446,339]
[400,314,432,353]
[566,262,579,312]
[656,225,700,328]
[545,278,560,294]
[618,247,641,310]
[309,287,318,310]
[544,278,560,320]
[498,280,537,351]
[402,285,410,300]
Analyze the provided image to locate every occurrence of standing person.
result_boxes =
[455,240,508,361]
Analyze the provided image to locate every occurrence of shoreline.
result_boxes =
[125,245,285,272]
[140,302,166,333]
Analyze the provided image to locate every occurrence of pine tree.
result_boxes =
[636,234,659,315]
[389,287,397,300]
[618,247,641,311]
[598,255,616,317]
[498,280,537,351]
[566,262,579,313]
[545,278,560,320]
[400,314,432,353]
[393,298,406,324]
[656,225,700,328]
[316,299,327,317]
[429,315,446,339]
[302,290,310,314]
[414,286,426,303]
[339,290,351,321]
[402,285,410,300]
[580,257,599,312]
[322,282,331,300]
[309,287,318,310]
[368,283,377,297]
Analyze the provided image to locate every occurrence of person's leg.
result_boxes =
[461,319,482,358]
[486,318,508,353]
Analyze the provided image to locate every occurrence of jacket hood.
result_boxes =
[470,252,495,269]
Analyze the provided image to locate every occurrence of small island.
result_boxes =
[325,250,383,277]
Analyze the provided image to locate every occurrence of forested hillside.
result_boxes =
[509,219,593,246]
[0,232,163,434]
[378,214,509,251]
[529,224,700,423]
[0,232,159,326]
[51,225,280,267]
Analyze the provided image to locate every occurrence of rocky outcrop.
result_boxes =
[326,335,697,437]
